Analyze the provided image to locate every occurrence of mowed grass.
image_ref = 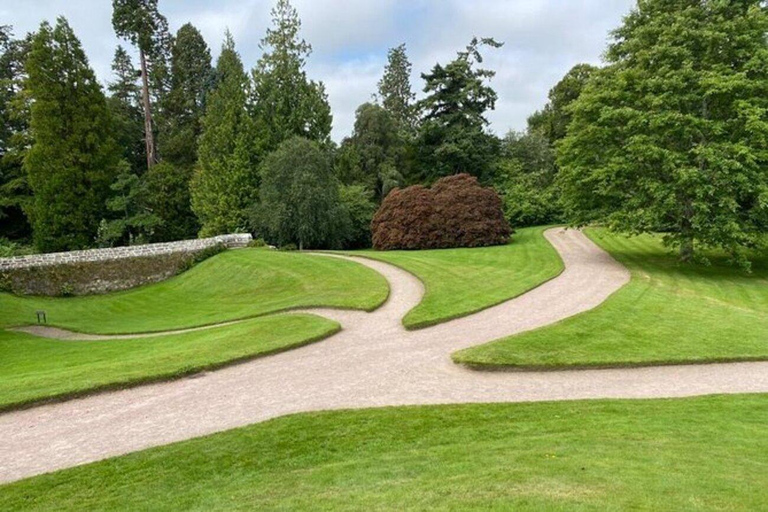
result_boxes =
[0,314,338,410]
[2,394,766,511]
[352,226,563,329]
[455,229,768,369]
[0,249,388,334]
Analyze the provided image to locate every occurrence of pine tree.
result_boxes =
[107,46,146,174]
[191,32,259,236]
[251,0,332,151]
[378,44,416,132]
[160,23,212,167]
[558,0,768,266]
[112,0,171,169]
[414,37,503,183]
[24,18,121,252]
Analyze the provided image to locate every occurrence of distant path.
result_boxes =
[2,228,767,484]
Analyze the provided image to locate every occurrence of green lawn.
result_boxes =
[352,226,563,329]
[0,314,338,411]
[0,249,388,334]
[2,394,766,510]
[454,229,768,369]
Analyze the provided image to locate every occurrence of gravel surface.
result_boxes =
[2,227,767,484]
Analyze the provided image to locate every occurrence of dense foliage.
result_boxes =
[24,19,121,252]
[191,34,258,237]
[558,0,768,266]
[255,137,347,250]
[371,173,510,250]
[2,0,766,261]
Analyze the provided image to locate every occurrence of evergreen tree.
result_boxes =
[414,37,502,184]
[107,46,146,174]
[0,26,32,241]
[527,63,597,143]
[97,161,160,247]
[160,23,212,167]
[24,18,121,252]
[112,0,171,169]
[378,43,416,132]
[251,0,332,151]
[191,33,259,236]
[558,0,768,266]
[144,161,198,241]
[256,136,346,250]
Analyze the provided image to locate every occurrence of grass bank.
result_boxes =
[2,395,765,510]
[454,229,768,369]
[352,226,563,329]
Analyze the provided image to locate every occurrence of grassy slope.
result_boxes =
[0,314,338,410]
[0,249,388,334]
[352,226,563,329]
[2,395,766,511]
[455,229,768,369]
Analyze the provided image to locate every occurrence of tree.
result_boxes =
[558,0,768,266]
[371,174,510,250]
[528,63,597,143]
[191,33,259,236]
[0,26,32,241]
[107,46,146,174]
[414,37,503,184]
[378,43,416,132]
[495,131,561,227]
[112,0,171,169]
[256,137,346,250]
[338,103,404,202]
[339,184,376,249]
[97,161,160,247]
[251,0,332,151]
[24,18,121,252]
[144,161,198,241]
[160,23,212,167]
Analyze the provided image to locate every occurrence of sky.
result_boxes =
[1,0,636,141]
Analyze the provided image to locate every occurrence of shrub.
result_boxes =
[248,238,268,248]
[372,174,511,250]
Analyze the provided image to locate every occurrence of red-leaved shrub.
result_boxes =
[371,174,511,250]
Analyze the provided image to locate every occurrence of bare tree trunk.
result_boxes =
[139,49,156,170]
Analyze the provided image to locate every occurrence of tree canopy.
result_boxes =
[558,0,768,266]
[24,18,121,252]
[378,44,416,133]
[191,33,259,237]
[414,38,503,184]
[251,0,332,152]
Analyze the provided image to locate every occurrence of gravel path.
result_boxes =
[2,227,767,484]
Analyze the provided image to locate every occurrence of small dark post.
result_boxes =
[36,310,47,324]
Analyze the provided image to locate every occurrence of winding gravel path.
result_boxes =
[2,227,767,484]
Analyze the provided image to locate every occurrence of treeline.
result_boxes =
[2,0,768,265]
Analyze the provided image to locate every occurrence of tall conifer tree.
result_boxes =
[191,33,259,236]
[25,18,121,252]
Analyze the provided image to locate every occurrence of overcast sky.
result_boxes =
[1,0,635,141]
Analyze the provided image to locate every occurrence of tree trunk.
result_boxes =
[139,49,156,170]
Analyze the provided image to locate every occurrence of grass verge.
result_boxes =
[0,314,338,411]
[1,395,766,510]
[351,226,563,329]
[454,228,768,369]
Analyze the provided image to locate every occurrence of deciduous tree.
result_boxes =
[558,0,768,266]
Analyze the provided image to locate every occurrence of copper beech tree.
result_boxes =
[371,174,511,250]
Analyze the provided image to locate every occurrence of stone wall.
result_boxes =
[0,234,252,296]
